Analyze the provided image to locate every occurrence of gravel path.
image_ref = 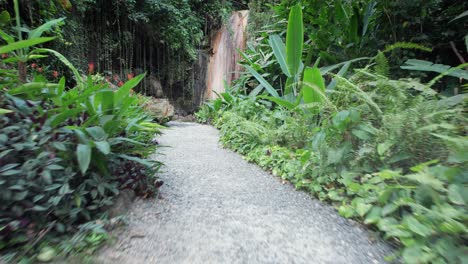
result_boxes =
[98,121,392,264]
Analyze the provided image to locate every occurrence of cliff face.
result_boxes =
[206,10,249,99]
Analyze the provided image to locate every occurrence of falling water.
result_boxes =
[206,10,249,99]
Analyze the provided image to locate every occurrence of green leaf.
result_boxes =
[94,141,110,155]
[0,108,12,114]
[0,10,10,24]
[382,203,398,216]
[77,144,91,175]
[115,73,146,105]
[34,48,82,84]
[439,220,466,234]
[447,184,465,205]
[302,67,326,104]
[245,65,280,98]
[364,207,382,224]
[258,95,297,110]
[356,202,372,217]
[7,82,58,95]
[0,29,14,44]
[0,37,55,54]
[86,126,107,141]
[449,10,468,23]
[377,142,393,156]
[401,59,468,79]
[269,34,291,77]
[405,216,432,237]
[117,154,153,167]
[286,4,304,77]
[29,18,65,39]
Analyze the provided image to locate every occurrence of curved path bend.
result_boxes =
[98,121,392,264]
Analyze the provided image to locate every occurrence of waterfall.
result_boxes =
[206,10,249,99]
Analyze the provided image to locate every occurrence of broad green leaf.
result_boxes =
[269,34,291,77]
[115,73,146,105]
[49,109,81,128]
[447,184,465,205]
[245,65,279,98]
[302,67,325,104]
[286,4,303,77]
[97,89,115,114]
[86,127,107,141]
[356,202,372,217]
[0,37,55,54]
[76,144,91,174]
[404,216,432,237]
[94,141,110,155]
[401,59,468,79]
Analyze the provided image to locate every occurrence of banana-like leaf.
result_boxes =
[402,59,468,79]
[269,34,291,77]
[286,4,303,77]
[302,67,325,104]
[245,65,280,98]
[0,37,55,54]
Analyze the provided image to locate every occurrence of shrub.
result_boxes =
[207,71,467,263]
[0,8,162,259]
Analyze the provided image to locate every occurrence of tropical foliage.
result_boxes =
[0,1,162,262]
[198,3,467,263]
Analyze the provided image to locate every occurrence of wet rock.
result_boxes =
[142,98,175,120]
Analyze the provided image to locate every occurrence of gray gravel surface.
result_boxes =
[97,121,392,264]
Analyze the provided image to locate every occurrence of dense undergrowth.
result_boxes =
[197,3,467,264]
[0,1,162,262]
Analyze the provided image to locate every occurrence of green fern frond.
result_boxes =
[383,42,432,53]
[374,51,389,77]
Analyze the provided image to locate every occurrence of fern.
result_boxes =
[374,51,389,77]
[383,42,432,53]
